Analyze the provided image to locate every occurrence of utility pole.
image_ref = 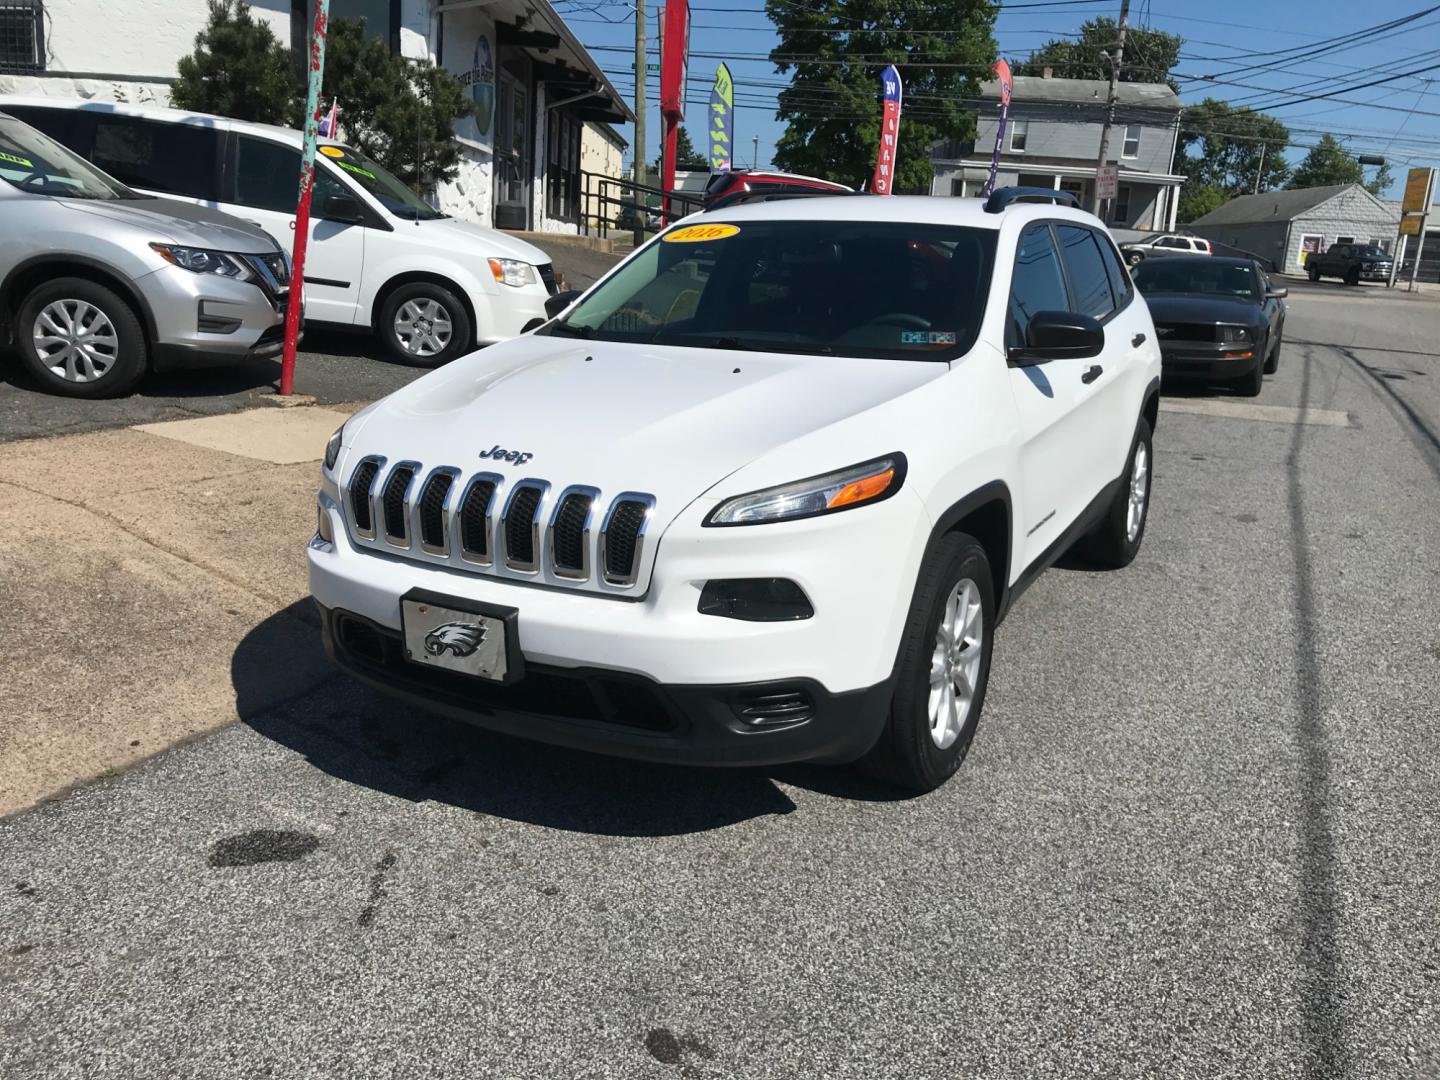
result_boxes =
[752,134,759,169]
[1253,142,1266,194]
[633,0,646,190]
[1091,0,1130,215]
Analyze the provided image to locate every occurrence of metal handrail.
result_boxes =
[579,170,704,244]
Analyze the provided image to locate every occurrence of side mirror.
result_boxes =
[1266,287,1288,299]
[321,192,364,224]
[544,289,581,319]
[1008,311,1104,366]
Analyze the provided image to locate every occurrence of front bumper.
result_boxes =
[479,283,550,344]
[1159,341,1260,380]
[136,263,290,369]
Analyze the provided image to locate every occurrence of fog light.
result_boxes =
[699,578,814,621]
[316,500,334,544]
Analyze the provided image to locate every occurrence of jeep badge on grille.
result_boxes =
[479,444,533,466]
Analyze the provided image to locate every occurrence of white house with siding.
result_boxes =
[1188,184,1400,274]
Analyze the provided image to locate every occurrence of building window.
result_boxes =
[547,109,582,224]
[0,0,45,71]
[1009,119,1029,153]
[1122,124,1140,158]
[950,178,965,197]
[1336,235,1355,245]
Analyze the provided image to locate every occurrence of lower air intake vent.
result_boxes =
[418,472,455,551]
[348,459,381,535]
[733,689,815,728]
[382,465,415,542]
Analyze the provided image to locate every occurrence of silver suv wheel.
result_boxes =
[928,576,984,749]
[33,299,118,383]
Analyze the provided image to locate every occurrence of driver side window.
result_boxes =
[1007,225,1069,350]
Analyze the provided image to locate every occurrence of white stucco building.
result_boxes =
[0,0,632,234]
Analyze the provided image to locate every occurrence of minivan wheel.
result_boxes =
[16,278,146,398]
[378,282,472,368]
[858,532,995,794]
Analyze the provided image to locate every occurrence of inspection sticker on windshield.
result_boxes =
[0,150,34,168]
[319,146,345,159]
[663,223,741,243]
[901,330,957,346]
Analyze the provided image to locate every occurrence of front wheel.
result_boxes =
[378,282,473,368]
[1264,332,1281,374]
[1344,267,1360,287]
[859,532,995,794]
[16,278,147,398]
[1078,417,1152,568]
[1308,266,1321,282]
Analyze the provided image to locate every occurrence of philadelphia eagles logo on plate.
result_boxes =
[424,621,486,658]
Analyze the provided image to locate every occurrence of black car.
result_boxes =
[1305,242,1395,285]
[1131,256,1287,397]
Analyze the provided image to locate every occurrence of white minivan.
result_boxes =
[0,98,557,367]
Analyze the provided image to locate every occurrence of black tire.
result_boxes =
[1263,332,1281,375]
[15,277,147,398]
[1344,267,1360,287]
[377,282,473,368]
[858,532,995,794]
[1308,266,1321,282]
[1127,251,1144,266]
[1077,417,1153,569]
[1238,355,1264,396]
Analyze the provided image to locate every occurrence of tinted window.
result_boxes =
[1095,230,1133,306]
[234,136,347,216]
[1055,224,1115,319]
[91,115,220,200]
[1132,260,1260,299]
[1156,237,1186,249]
[1008,225,1069,347]
[545,220,997,361]
[1,106,95,155]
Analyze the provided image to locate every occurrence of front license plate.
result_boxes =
[400,591,520,682]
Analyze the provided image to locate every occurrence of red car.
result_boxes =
[702,168,852,210]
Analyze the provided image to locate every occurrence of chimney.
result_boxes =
[1042,66,1053,79]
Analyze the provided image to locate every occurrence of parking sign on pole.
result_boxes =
[1096,164,1119,203]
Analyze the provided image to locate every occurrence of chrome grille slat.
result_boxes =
[340,461,655,592]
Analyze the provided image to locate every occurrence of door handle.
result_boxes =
[1082,365,1103,384]
[1132,333,1147,347]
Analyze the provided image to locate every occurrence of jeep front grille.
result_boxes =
[340,459,655,592]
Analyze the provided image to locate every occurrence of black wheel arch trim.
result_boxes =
[0,254,159,344]
[921,479,1014,624]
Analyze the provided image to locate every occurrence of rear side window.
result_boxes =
[1094,230,1133,308]
[1054,224,1115,320]
[1,106,95,154]
[1008,225,1069,348]
[92,115,221,201]
[233,136,346,215]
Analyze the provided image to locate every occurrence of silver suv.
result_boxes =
[0,111,292,397]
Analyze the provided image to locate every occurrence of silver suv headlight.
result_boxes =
[705,455,906,526]
[488,258,536,288]
[150,243,254,280]
[324,423,344,472]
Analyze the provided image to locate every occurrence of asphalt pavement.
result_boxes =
[1,282,1437,1079]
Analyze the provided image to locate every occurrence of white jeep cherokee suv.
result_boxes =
[309,188,1161,793]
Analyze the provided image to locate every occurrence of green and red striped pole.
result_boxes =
[279,0,331,396]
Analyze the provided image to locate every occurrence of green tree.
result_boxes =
[1287,133,1363,190]
[1013,18,1182,91]
[323,17,473,190]
[1178,98,1291,197]
[1365,160,1394,197]
[653,126,710,172]
[766,0,998,192]
[170,0,300,125]
[1177,183,1226,223]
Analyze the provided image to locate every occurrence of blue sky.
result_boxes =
[554,0,1439,198]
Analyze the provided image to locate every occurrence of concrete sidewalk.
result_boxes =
[0,404,355,816]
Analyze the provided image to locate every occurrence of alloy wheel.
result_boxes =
[32,299,118,383]
[394,298,454,357]
[1126,441,1149,543]
[928,577,984,749]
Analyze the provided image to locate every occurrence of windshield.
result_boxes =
[320,144,444,220]
[542,219,997,361]
[0,114,137,200]
[1132,259,1259,299]
[1353,245,1389,258]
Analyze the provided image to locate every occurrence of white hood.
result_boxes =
[348,334,946,528]
[417,216,552,265]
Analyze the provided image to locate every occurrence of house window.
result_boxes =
[1336,235,1355,245]
[0,0,45,71]
[1113,184,1132,223]
[546,110,582,224]
[950,178,965,197]
[1122,124,1140,158]
[1009,119,1029,153]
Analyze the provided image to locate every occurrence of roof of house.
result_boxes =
[980,76,1181,110]
[1190,184,1383,226]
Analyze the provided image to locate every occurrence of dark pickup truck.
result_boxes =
[1306,242,1395,285]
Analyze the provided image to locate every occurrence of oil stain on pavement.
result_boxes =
[356,850,397,927]
[207,829,320,867]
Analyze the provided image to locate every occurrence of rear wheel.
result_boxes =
[1078,417,1152,569]
[859,532,994,794]
[1127,251,1144,266]
[378,282,472,368]
[16,278,147,398]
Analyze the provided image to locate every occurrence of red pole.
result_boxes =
[279,0,331,396]
[661,117,678,223]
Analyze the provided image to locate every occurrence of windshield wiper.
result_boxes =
[546,322,593,339]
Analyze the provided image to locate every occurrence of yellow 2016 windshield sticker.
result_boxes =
[335,159,376,180]
[0,150,35,169]
[663,223,740,243]
[319,146,345,159]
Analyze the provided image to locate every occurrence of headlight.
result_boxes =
[705,455,906,526]
[323,423,344,472]
[1220,325,1251,342]
[488,258,536,288]
[150,243,253,279]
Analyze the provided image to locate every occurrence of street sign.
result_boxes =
[1400,214,1425,237]
[1402,167,1434,214]
[1096,164,1119,201]
[647,63,659,74]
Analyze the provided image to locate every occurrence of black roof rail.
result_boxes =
[704,188,863,213]
[983,186,1080,214]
